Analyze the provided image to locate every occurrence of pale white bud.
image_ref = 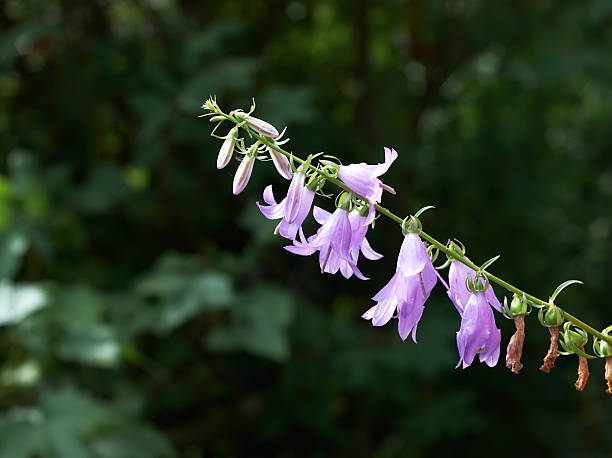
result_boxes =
[232,154,255,195]
[268,148,292,180]
[245,115,280,138]
[217,127,238,169]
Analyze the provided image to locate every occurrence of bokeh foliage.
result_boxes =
[1,0,612,456]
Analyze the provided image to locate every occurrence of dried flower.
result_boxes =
[232,153,255,195]
[574,347,590,391]
[256,170,315,240]
[606,357,612,395]
[362,232,437,342]
[455,291,501,368]
[539,326,560,373]
[337,147,397,224]
[506,314,525,374]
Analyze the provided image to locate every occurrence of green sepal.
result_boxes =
[414,205,435,219]
[549,279,583,303]
[593,338,612,357]
[479,255,500,272]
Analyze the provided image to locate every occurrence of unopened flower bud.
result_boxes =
[268,147,292,180]
[509,295,528,317]
[245,115,280,138]
[232,153,255,195]
[543,306,564,327]
[565,328,588,348]
[217,127,238,170]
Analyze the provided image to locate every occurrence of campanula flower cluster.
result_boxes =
[204,97,612,390]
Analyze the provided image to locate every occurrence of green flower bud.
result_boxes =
[564,328,588,348]
[543,306,564,327]
[509,295,528,316]
[594,338,612,357]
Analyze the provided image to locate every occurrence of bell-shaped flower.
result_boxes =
[256,170,315,240]
[362,232,437,342]
[308,207,383,279]
[285,205,367,280]
[337,147,398,224]
[448,259,502,314]
[456,290,501,368]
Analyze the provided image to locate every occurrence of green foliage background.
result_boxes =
[1,0,612,456]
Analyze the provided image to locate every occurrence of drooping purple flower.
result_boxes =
[362,232,437,342]
[256,170,315,240]
[337,147,398,224]
[308,208,383,279]
[447,259,502,314]
[456,291,501,368]
[285,206,367,280]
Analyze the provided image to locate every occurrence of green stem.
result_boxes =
[218,108,612,347]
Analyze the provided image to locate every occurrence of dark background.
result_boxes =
[1,0,612,457]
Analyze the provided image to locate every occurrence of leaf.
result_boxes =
[0,282,47,326]
[57,325,121,368]
[206,285,295,361]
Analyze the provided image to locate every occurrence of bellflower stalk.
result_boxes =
[256,168,315,240]
[456,290,501,368]
[337,147,398,224]
[362,232,437,342]
[285,203,367,280]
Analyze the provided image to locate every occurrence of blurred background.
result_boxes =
[1,0,612,456]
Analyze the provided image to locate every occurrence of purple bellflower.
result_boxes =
[362,232,437,342]
[307,207,383,279]
[337,147,398,224]
[455,290,501,368]
[285,205,367,280]
[447,259,502,368]
[256,169,315,240]
[447,259,502,314]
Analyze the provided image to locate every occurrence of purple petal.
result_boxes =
[361,238,383,260]
[262,185,277,206]
[396,233,429,277]
[313,206,331,225]
[398,300,425,343]
[285,172,307,223]
[362,305,377,320]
